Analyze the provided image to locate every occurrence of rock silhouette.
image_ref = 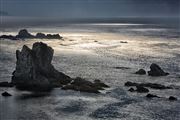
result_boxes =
[148,63,169,76]
[0,29,62,40]
[135,69,146,75]
[12,42,71,91]
[2,91,12,97]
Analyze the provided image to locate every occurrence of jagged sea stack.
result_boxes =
[11,42,71,91]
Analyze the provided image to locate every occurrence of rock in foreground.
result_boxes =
[148,63,169,76]
[12,42,71,91]
[11,42,109,93]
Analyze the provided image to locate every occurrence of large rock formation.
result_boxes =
[12,42,71,91]
[148,63,169,76]
[11,42,109,93]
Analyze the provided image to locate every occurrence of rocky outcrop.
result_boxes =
[1,92,12,97]
[136,86,149,93]
[0,82,14,87]
[62,78,109,93]
[148,63,169,76]
[11,42,109,93]
[169,96,177,101]
[135,69,146,75]
[12,42,71,91]
[124,81,172,90]
[0,29,62,40]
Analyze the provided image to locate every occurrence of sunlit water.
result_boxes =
[0,23,180,120]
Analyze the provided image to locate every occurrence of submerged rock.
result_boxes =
[2,91,12,97]
[0,82,14,87]
[148,63,169,76]
[128,88,135,92]
[136,86,149,93]
[12,42,71,91]
[135,69,146,75]
[146,94,159,98]
[169,96,177,101]
[62,78,109,93]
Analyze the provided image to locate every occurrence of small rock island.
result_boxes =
[0,29,62,40]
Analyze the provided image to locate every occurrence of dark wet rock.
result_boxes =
[136,86,149,93]
[120,41,128,43]
[128,88,135,92]
[169,96,177,101]
[1,91,12,97]
[124,81,172,90]
[135,69,146,75]
[94,79,110,88]
[46,34,62,39]
[0,82,14,87]
[0,29,62,40]
[0,35,18,40]
[11,42,71,91]
[146,94,159,98]
[62,78,109,93]
[36,33,46,38]
[94,40,98,42]
[16,29,34,38]
[124,81,138,87]
[148,63,169,76]
[113,67,130,70]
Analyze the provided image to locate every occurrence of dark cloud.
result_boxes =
[1,0,179,18]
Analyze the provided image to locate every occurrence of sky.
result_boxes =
[0,0,179,19]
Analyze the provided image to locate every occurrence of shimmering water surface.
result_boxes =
[0,23,180,120]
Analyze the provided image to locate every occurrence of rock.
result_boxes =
[16,29,34,38]
[1,92,12,97]
[120,41,128,43]
[136,86,149,93]
[94,79,110,88]
[169,96,177,101]
[146,94,159,98]
[148,63,169,76]
[62,78,109,93]
[46,34,62,39]
[114,67,130,70]
[0,82,14,87]
[11,42,72,91]
[124,81,138,87]
[135,69,146,75]
[0,29,63,40]
[0,35,18,40]
[128,88,135,92]
[124,81,172,90]
[36,33,46,38]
